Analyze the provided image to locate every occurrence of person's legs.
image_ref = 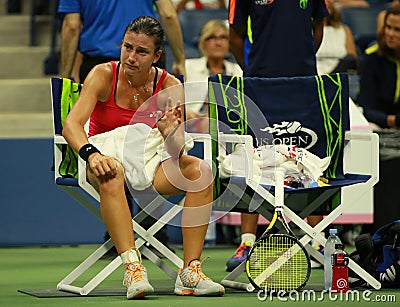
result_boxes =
[307,215,325,268]
[225,213,258,272]
[87,165,154,299]
[307,215,323,228]
[153,156,224,296]
[225,213,325,272]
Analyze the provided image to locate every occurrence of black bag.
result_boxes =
[349,220,400,288]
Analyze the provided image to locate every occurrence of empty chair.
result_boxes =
[340,6,383,52]
[178,9,228,47]
[207,73,381,291]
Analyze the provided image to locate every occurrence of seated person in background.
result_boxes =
[62,16,225,299]
[358,6,400,129]
[377,0,400,34]
[316,0,359,75]
[175,0,226,13]
[185,19,242,132]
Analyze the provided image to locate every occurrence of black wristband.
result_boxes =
[395,113,400,127]
[78,144,101,163]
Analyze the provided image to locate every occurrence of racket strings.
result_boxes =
[248,235,309,292]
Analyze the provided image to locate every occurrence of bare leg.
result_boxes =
[87,167,135,254]
[181,181,213,267]
[153,155,213,268]
[307,215,323,228]
[241,212,259,235]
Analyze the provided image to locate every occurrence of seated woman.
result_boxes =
[316,0,358,75]
[377,0,400,34]
[62,16,224,299]
[185,19,242,132]
[358,6,400,129]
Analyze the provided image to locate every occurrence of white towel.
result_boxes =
[217,144,262,180]
[218,144,330,187]
[89,123,193,190]
[273,145,331,180]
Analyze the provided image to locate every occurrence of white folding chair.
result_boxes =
[207,73,381,290]
[50,77,212,295]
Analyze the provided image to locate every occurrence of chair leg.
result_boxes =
[57,238,119,295]
[57,197,185,295]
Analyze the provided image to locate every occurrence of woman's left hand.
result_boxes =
[156,97,182,139]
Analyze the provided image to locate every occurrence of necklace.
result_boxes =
[125,69,150,104]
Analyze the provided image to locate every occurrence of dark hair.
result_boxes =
[124,16,164,53]
[379,5,400,57]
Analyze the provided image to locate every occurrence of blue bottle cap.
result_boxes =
[329,229,338,234]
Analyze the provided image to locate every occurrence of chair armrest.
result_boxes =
[218,133,254,184]
[78,154,100,202]
[54,135,68,144]
[53,133,100,201]
[188,132,212,167]
[344,130,379,185]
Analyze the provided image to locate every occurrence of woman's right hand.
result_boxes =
[88,152,119,179]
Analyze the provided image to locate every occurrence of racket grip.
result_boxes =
[275,169,285,207]
[220,280,254,292]
[247,284,256,292]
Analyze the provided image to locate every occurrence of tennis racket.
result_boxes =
[245,170,311,293]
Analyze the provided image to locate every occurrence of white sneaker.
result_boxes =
[123,262,154,299]
[120,249,154,299]
[174,259,225,296]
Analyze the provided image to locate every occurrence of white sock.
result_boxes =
[120,248,141,264]
[241,233,256,246]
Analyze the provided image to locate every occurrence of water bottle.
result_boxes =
[324,229,342,291]
[331,243,349,292]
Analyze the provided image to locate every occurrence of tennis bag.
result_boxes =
[349,220,400,288]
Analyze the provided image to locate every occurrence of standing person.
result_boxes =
[58,0,186,83]
[62,16,225,299]
[358,6,400,129]
[316,0,358,75]
[185,19,242,132]
[226,0,328,272]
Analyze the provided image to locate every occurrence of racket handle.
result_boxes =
[221,280,254,292]
[275,168,285,207]
[247,284,256,292]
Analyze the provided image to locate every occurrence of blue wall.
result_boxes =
[0,138,105,246]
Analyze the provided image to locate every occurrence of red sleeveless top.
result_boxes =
[89,61,168,136]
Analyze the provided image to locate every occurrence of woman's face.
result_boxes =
[385,14,400,50]
[120,31,161,74]
[204,27,229,59]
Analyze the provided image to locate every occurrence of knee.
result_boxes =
[99,166,126,196]
[185,157,213,192]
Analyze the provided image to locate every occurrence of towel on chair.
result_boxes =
[218,144,331,187]
[59,78,82,178]
[89,123,194,190]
